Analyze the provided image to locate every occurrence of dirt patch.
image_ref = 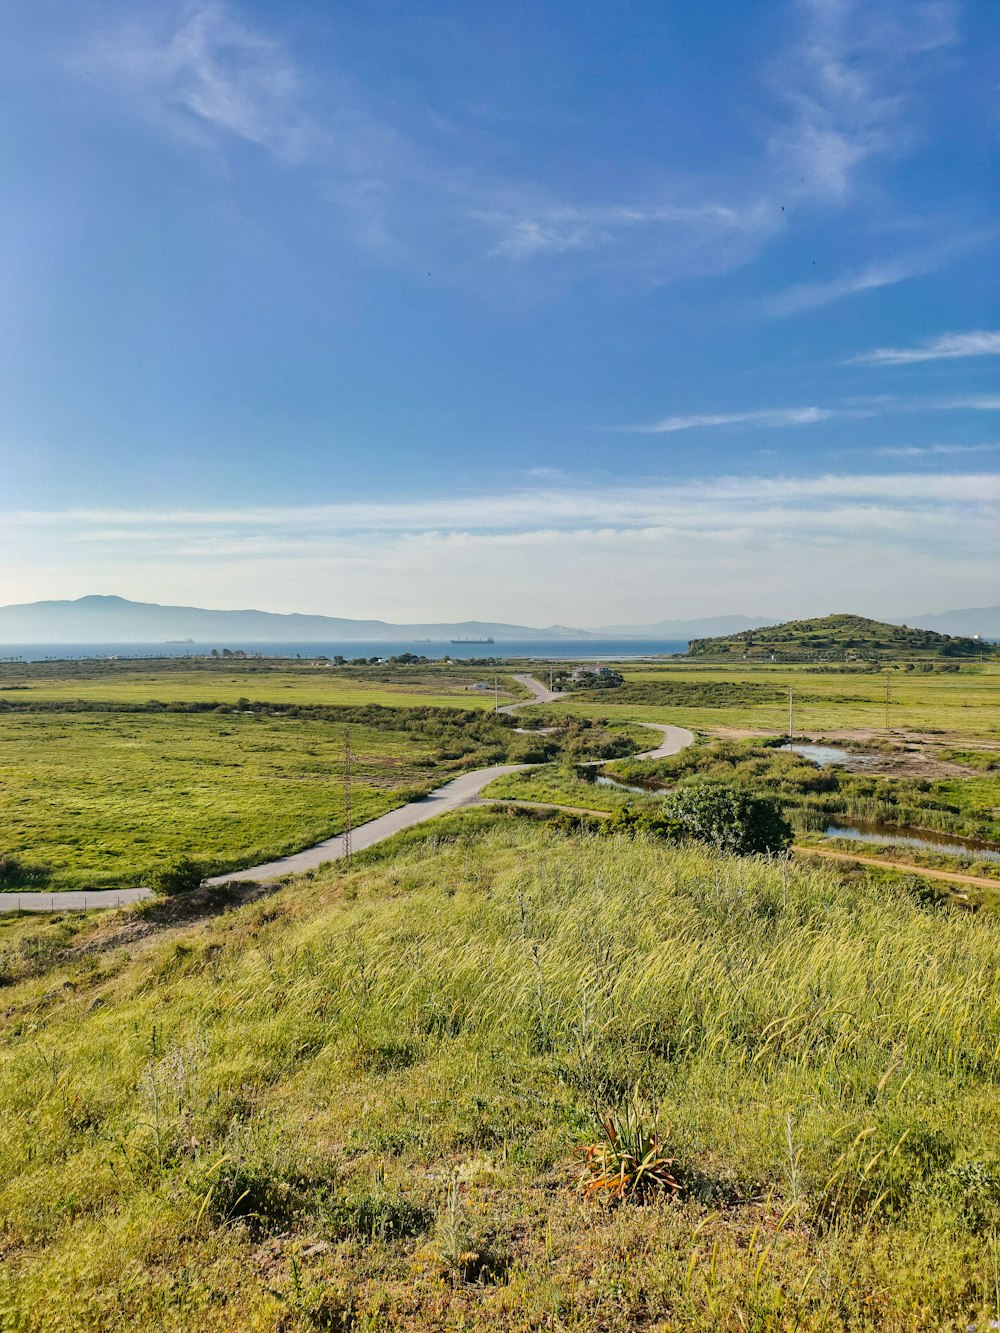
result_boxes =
[67,879,283,960]
[706,728,988,779]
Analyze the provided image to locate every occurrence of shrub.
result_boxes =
[605,805,684,841]
[150,857,204,896]
[0,854,49,889]
[663,783,792,855]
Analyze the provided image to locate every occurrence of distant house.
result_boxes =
[571,663,617,683]
[471,681,492,691]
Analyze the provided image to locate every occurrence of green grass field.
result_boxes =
[484,763,637,812]
[548,662,1000,741]
[0,709,444,889]
[0,698,644,890]
[0,653,539,706]
[3,817,1000,1329]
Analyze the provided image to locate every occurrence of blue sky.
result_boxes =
[0,0,997,625]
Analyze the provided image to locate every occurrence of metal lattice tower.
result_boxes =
[342,726,352,866]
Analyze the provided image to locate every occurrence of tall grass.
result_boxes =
[1,820,999,1328]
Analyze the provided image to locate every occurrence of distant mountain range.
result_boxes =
[0,595,592,643]
[904,605,1000,639]
[0,595,996,645]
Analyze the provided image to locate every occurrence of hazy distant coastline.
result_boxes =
[1,595,998,648]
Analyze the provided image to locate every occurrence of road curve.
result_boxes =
[206,763,527,884]
[504,674,694,761]
[631,722,695,760]
[1,673,695,911]
[498,672,561,713]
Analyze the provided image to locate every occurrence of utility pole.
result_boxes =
[342,726,352,866]
[494,674,499,712]
[788,685,793,747]
[549,665,553,692]
[884,671,891,734]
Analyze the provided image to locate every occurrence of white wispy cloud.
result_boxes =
[939,396,1000,411]
[478,201,775,265]
[4,472,994,622]
[618,407,836,434]
[768,0,959,203]
[870,442,999,457]
[618,395,1000,435]
[849,330,1000,365]
[84,1,314,161]
[768,256,933,316]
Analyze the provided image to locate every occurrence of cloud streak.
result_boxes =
[618,407,835,434]
[618,395,1000,435]
[4,471,994,623]
[767,256,934,316]
[849,330,1000,365]
[6,471,996,536]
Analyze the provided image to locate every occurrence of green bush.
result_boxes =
[150,857,205,896]
[0,854,49,889]
[605,805,685,841]
[663,783,792,855]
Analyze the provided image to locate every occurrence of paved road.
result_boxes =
[498,672,561,713]
[2,673,694,911]
[631,723,695,760]
[0,888,151,912]
[206,763,527,884]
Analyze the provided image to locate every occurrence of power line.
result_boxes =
[342,726,352,866]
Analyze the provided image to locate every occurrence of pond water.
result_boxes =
[825,820,1000,863]
[787,743,871,767]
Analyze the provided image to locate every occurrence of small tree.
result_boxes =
[150,857,204,896]
[0,854,49,888]
[662,783,791,855]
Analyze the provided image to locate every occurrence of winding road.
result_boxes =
[2,674,690,911]
[6,674,989,910]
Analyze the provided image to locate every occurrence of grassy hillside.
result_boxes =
[2,815,1000,1329]
[688,613,991,662]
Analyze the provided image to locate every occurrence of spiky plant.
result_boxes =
[580,1102,679,1201]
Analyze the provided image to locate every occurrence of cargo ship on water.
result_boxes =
[450,636,495,644]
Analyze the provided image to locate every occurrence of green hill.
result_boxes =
[688,612,992,662]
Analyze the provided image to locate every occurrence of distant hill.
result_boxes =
[0,595,594,644]
[907,605,1000,640]
[592,614,771,638]
[687,613,995,662]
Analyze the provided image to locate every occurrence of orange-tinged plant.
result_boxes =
[580,1103,680,1201]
